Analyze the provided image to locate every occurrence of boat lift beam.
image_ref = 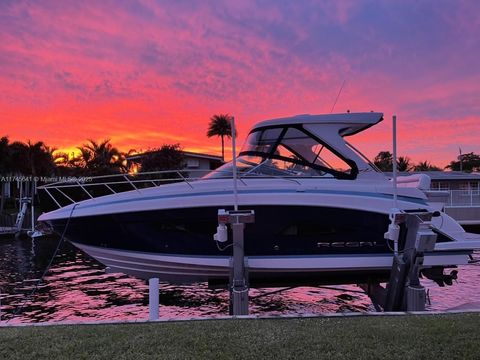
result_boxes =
[360,212,438,312]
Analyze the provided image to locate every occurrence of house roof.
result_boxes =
[126,150,223,162]
[182,151,223,161]
[384,171,480,181]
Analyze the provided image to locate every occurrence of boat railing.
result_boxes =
[37,169,320,210]
[37,169,207,209]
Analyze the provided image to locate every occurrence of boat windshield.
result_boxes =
[205,126,357,179]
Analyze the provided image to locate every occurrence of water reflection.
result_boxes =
[0,235,478,323]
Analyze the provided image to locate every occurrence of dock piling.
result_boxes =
[149,278,159,320]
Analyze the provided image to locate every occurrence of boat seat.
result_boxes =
[395,174,431,190]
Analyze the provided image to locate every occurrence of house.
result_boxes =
[126,150,224,178]
[386,171,480,227]
[181,151,224,177]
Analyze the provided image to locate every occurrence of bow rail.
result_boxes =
[37,169,308,210]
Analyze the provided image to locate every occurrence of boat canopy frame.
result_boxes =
[239,123,359,180]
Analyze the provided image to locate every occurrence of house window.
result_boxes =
[430,181,449,191]
[472,182,480,195]
[459,181,480,195]
[186,159,200,168]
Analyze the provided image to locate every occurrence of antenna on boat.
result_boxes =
[384,114,401,256]
[392,115,398,208]
[330,79,346,113]
[231,116,239,211]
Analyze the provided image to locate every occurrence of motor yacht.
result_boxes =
[38,112,480,286]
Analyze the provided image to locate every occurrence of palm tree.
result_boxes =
[413,161,442,171]
[0,136,9,173]
[396,156,412,172]
[52,151,85,176]
[122,148,138,173]
[206,114,236,161]
[1,140,56,213]
[77,139,126,175]
[445,152,480,172]
[8,141,30,175]
[26,141,56,176]
[6,140,55,177]
[53,151,70,166]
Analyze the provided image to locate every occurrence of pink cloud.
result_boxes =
[0,1,478,168]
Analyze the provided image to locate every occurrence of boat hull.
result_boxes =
[72,241,470,286]
[48,205,395,256]
[42,204,469,285]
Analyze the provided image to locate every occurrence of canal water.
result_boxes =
[0,235,479,323]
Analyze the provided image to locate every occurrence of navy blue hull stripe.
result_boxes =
[76,188,428,210]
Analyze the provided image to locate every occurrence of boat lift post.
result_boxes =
[216,209,255,316]
[361,211,438,311]
[214,115,255,316]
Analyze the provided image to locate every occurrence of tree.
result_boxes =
[0,136,10,175]
[396,156,412,172]
[0,140,56,213]
[8,140,56,176]
[8,141,30,175]
[122,148,138,173]
[206,114,236,161]
[26,141,56,176]
[139,144,185,173]
[373,151,393,171]
[445,152,480,172]
[53,151,70,167]
[77,139,126,175]
[413,161,442,171]
[0,136,10,213]
[53,151,85,176]
[373,151,413,172]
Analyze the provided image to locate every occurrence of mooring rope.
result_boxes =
[5,203,78,323]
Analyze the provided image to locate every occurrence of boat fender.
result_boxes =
[384,209,402,254]
[214,224,228,243]
[384,214,400,243]
[384,222,400,241]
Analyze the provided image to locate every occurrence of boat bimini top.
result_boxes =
[208,112,384,180]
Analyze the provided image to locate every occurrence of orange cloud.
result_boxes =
[0,1,478,168]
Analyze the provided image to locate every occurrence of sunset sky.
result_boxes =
[1,0,479,166]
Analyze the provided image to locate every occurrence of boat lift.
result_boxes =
[212,207,441,314]
[0,180,38,237]
[360,211,439,312]
[208,114,440,314]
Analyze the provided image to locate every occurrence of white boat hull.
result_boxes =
[73,241,472,285]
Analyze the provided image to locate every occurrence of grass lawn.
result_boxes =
[1,314,479,359]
